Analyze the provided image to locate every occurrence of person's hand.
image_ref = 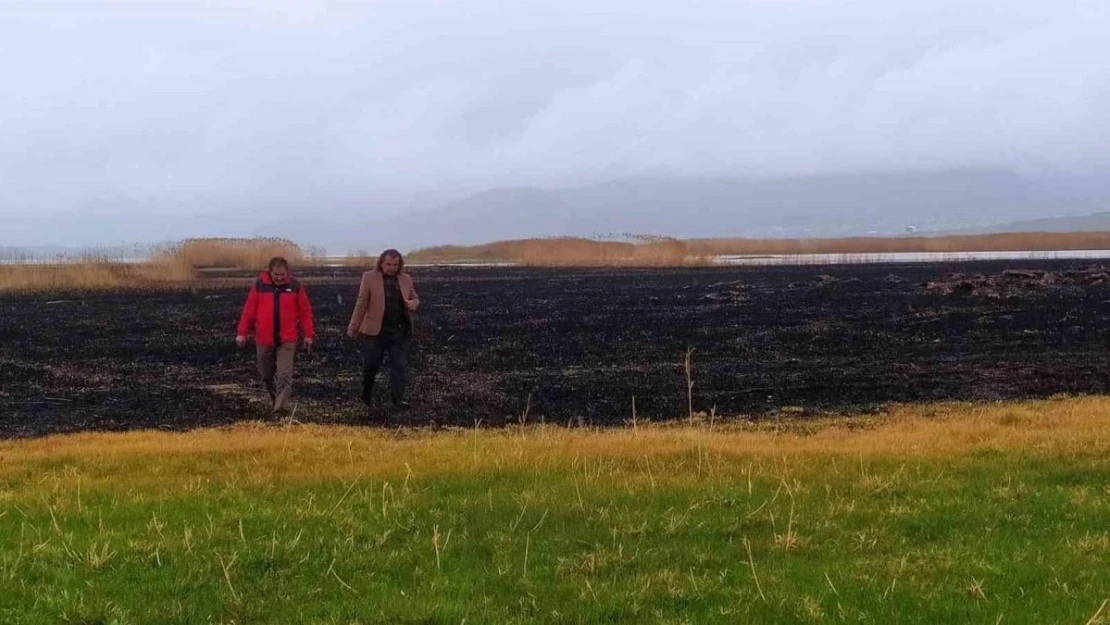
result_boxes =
[235,335,247,348]
[405,299,418,312]
[347,328,357,338]
[303,338,314,353]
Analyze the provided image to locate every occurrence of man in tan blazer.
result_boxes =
[347,249,420,410]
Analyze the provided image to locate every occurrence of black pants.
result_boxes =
[362,327,408,403]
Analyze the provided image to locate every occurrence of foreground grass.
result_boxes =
[2,398,1110,624]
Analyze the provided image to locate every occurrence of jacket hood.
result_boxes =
[258,270,294,285]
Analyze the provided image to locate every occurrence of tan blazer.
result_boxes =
[347,270,420,337]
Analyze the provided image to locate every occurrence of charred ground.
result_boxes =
[2,260,1109,438]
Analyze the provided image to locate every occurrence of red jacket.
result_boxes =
[237,271,315,346]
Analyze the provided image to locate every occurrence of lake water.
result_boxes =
[711,250,1110,265]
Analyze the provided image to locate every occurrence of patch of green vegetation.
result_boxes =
[2,451,1109,624]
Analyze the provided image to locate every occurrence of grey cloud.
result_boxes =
[0,0,1107,246]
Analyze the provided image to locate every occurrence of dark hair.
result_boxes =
[377,249,404,272]
[268,256,289,271]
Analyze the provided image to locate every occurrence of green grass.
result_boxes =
[2,399,1110,624]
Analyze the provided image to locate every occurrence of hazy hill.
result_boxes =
[935,211,1110,236]
[354,169,1102,251]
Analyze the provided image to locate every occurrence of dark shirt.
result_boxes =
[382,274,406,331]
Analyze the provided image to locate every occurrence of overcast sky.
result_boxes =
[1,0,1107,246]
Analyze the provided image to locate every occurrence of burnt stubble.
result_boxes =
[2,260,1109,438]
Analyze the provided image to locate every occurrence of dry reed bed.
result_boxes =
[685,231,1110,256]
[411,236,703,266]
[0,258,195,291]
[4,396,1106,493]
[0,238,305,292]
[151,237,306,270]
[409,231,1110,266]
[8,231,1110,291]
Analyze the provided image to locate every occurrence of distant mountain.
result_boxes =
[355,169,1105,251]
[931,210,1110,236]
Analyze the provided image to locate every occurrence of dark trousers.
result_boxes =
[362,328,408,403]
[257,342,296,414]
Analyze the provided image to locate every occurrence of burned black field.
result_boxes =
[3,260,1110,438]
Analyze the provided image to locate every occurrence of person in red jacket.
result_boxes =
[236,257,315,417]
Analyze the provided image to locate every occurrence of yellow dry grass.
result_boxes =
[0,237,306,292]
[409,236,706,267]
[4,396,1108,493]
[7,231,1110,288]
[408,231,1110,266]
[0,257,195,292]
[152,237,305,270]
